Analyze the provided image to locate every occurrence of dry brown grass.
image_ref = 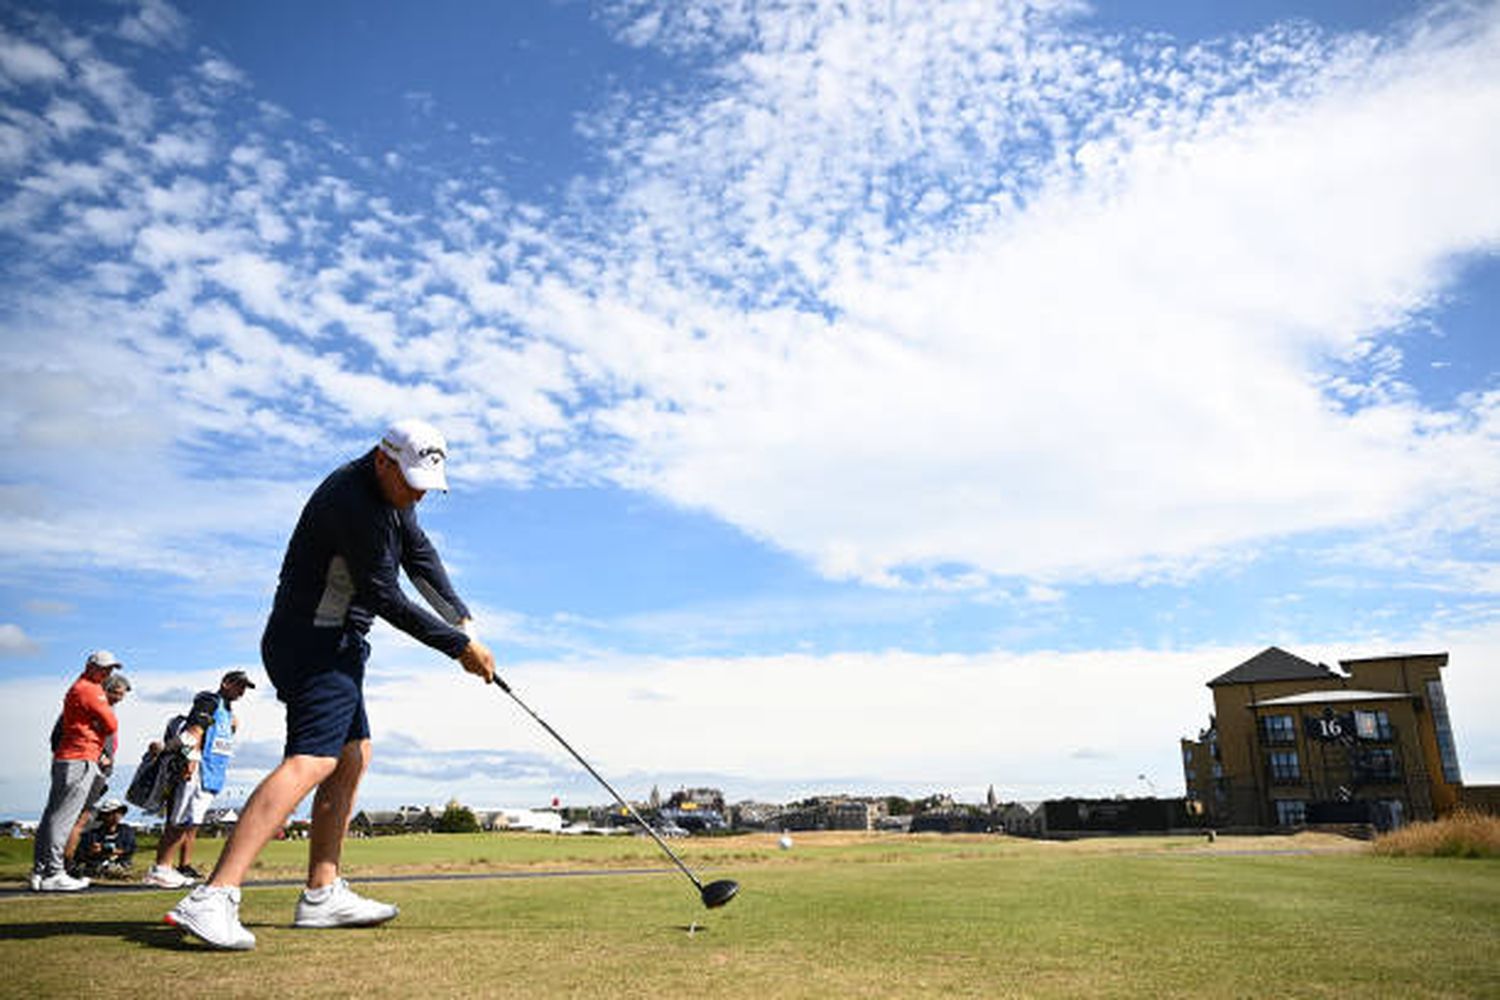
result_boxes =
[1372,809,1500,858]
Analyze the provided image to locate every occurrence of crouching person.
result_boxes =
[76,799,136,878]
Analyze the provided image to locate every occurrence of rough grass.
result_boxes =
[1373,810,1500,859]
[2,832,1496,998]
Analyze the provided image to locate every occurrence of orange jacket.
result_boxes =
[55,675,118,762]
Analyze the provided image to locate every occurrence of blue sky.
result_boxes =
[1,0,1498,818]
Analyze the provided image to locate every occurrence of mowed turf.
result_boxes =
[2,832,1497,998]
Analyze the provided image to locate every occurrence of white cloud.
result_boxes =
[550,0,1500,586]
[0,624,40,656]
[2,0,1499,602]
[74,53,154,134]
[147,129,214,167]
[43,97,92,138]
[197,53,246,88]
[0,32,67,85]
[117,0,188,49]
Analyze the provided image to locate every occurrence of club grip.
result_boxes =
[491,673,512,694]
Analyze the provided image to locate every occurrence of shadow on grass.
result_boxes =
[0,918,210,951]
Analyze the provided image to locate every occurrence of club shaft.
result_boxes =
[497,680,704,891]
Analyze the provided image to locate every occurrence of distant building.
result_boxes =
[666,787,725,813]
[1181,647,1491,830]
[351,805,440,836]
[660,805,727,833]
[775,795,887,831]
[476,808,564,833]
[728,800,782,829]
[995,802,1045,837]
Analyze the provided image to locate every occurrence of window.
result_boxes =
[1268,751,1301,783]
[1358,748,1399,783]
[1354,709,1393,741]
[1259,714,1296,745]
[1183,747,1194,767]
[1275,800,1306,826]
[1426,680,1463,784]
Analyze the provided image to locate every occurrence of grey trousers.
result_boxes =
[33,758,99,876]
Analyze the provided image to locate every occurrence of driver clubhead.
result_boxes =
[700,879,740,909]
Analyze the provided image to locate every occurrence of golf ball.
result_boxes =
[778,834,793,850]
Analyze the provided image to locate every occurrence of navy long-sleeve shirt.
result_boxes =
[268,450,471,658]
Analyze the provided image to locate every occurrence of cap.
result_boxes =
[379,418,449,492]
[222,669,256,689]
[96,798,127,814]
[86,650,121,670]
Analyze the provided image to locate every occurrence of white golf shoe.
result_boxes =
[36,871,89,891]
[293,878,399,929]
[165,884,256,950]
[143,864,193,888]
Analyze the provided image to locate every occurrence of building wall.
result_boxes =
[1211,677,1345,827]
[1458,785,1500,815]
[1181,735,1222,822]
[1342,655,1461,815]
[1251,696,1432,828]
[1197,652,1462,828]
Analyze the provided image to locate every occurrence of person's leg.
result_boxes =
[151,772,199,874]
[178,826,199,868]
[306,738,371,889]
[63,809,92,867]
[33,760,93,877]
[64,771,108,865]
[32,763,69,876]
[154,824,191,867]
[292,736,395,929]
[208,754,337,888]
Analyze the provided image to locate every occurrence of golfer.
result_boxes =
[166,419,496,949]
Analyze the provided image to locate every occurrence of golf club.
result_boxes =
[491,674,740,910]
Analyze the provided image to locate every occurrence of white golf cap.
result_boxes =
[86,649,121,670]
[379,418,449,492]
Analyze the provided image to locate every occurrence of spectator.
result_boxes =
[76,799,136,878]
[31,650,123,892]
[62,671,132,873]
[143,671,254,888]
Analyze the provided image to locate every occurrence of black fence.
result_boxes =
[1043,797,1197,833]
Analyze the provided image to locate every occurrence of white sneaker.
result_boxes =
[28,873,41,891]
[37,871,90,892]
[165,885,256,950]
[143,864,192,888]
[293,878,399,928]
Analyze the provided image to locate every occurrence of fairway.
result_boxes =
[2,832,1498,998]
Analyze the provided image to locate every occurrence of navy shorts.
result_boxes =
[262,623,371,759]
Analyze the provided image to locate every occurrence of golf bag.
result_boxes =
[124,713,190,815]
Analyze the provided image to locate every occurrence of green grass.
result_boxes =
[3,832,1497,998]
